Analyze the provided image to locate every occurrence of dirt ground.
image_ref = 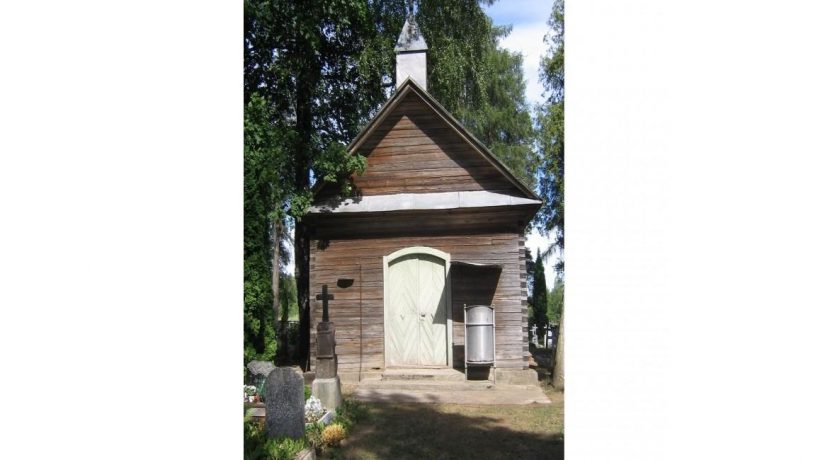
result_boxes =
[326,387,562,460]
[328,349,563,460]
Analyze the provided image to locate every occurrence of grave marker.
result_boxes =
[265,368,304,439]
[312,284,343,410]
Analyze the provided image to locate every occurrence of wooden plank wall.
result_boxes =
[309,232,530,376]
[318,91,523,200]
[310,206,538,240]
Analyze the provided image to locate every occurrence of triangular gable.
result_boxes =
[315,78,539,202]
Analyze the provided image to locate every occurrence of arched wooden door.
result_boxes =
[384,247,451,367]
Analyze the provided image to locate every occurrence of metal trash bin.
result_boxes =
[464,304,495,382]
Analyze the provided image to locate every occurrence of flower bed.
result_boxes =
[244,389,335,427]
[304,396,336,433]
[244,398,366,460]
[245,385,261,403]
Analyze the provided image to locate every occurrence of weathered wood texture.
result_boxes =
[308,206,537,240]
[318,91,526,200]
[309,231,530,375]
[309,83,538,379]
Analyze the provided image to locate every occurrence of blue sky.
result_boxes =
[484,0,553,106]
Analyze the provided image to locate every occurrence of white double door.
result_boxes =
[387,253,448,367]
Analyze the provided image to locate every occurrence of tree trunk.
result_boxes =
[273,220,289,366]
[552,307,564,391]
[293,45,318,371]
[295,222,311,370]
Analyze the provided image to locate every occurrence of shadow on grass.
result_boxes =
[331,392,563,460]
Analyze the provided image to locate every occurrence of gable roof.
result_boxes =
[312,78,540,205]
[350,78,539,200]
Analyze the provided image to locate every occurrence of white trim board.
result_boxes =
[310,190,541,214]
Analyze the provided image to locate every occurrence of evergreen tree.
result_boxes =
[536,0,565,392]
[417,1,537,189]
[547,278,563,325]
[244,93,294,363]
[535,0,565,272]
[525,247,534,340]
[532,249,548,342]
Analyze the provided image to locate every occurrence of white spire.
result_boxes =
[394,14,428,89]
[395,16,428,53]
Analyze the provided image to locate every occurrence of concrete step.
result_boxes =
[359,378,496,392]
[352,386,552,405]
[381,368,466,382]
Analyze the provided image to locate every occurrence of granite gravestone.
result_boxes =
[265,367,304,439]
[246,360,276,390]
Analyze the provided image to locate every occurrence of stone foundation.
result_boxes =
[337,367,537,385]
[311,376,343,411]
[336,370,381,384]
[494,368,538,385]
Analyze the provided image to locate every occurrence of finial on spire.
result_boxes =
[394,11,427,53]
[394,0,428,90]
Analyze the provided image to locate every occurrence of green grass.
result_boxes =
[321,390,564,460]
[244,418,308,460]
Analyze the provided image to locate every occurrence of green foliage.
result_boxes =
[244,419,265,459]
[280,274,300,321]
[264,438,306,460]
[304,422,325,450]
[525,247,535,337]
[417,1,538,190]
[244,419,308,460]
[531,249,548,336]
[257,379,268,403]
[245,0,396,365]
[244,273,299,364]
[465,46,538,190]
[244,91,295,362]
[535,0,565,273]
[304,384,311,401]
[245,0,390,176]
[332,399,368,434]
[547,279,563,325]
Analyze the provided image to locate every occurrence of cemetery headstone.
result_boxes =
[265,367,304,439]
[246,360,276,390]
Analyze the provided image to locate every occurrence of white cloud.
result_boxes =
[497,21,550,106]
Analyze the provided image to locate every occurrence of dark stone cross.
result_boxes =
[315,284,334,322]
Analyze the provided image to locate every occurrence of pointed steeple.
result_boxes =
[394,16,428,53]
[394,9,428,90]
